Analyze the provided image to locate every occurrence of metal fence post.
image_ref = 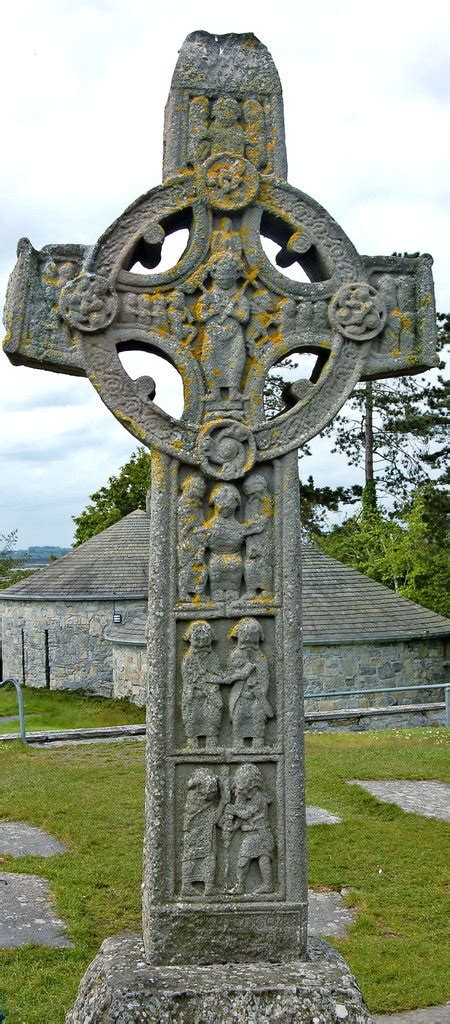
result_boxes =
[445,686,450,729]
[0,677,26,743]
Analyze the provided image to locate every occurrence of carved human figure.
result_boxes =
[227,618,273,749]
[242,474,273,598]
[198,254,249,401]
[210,216,243,260]
[177,474,207,601]
[208,98,246,156]
[205,483,263,602]
[181,767,225,896]
[149,295,168,334]
[181,620,223,749]
[220,764,274,894]
[167,290,196,344]
[41,259,77,320]
[246,290,279,355]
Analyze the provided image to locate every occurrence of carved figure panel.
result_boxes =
[175,760,279,900]
[187,95,268,171]
[176,468,274,606]
[176,616,276,751]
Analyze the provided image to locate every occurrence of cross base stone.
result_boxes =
[66,934,374,1023]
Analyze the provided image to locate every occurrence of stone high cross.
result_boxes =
[4,31,437,1022]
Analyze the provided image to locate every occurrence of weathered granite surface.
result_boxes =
[66,934,374,1024]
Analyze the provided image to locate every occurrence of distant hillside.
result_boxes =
[10,546,70,564]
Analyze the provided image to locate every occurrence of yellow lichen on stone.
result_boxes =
[116,411,147,443]
[151,448,168,489]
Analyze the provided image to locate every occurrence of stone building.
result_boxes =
[0,509,448,720]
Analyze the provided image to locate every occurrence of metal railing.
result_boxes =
[304,682,450,728]
[0,677,26,742]
[0,679,448,746]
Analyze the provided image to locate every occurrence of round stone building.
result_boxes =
[0,509,448,726]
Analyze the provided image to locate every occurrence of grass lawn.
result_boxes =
[0,685,146,736]
[0,728,449,1023]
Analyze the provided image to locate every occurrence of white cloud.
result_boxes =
[1,0,448,545]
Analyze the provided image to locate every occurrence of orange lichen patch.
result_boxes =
[389,348,402,359]
[421,293,432,309]
[170,439,183,453]
[42,274,59,287]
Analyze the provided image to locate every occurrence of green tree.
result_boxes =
[325,312,449,507]
[316,484,449,617]
[299,476,361,534]
[73,448,151,546]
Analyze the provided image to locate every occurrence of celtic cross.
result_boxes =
[4,31,437,973]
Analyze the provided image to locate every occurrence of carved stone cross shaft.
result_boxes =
[4,32,437,970]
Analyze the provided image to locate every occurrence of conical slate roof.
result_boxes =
[0,510,150,600]
[1,509,448,643]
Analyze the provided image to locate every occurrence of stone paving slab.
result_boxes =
[374,1004,450,1023]
[306,805,343,825]
[308,888,355,937]
[349,780,450,821]
[0,821,68,857]
[0,871,72,947]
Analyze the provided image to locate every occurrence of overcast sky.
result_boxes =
[1,0,449,547]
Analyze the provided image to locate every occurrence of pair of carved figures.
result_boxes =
[178,473,273,603]
[181,763,274,898]
[181,618,273,750]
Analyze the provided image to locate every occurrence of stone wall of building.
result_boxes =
[1,599,146,696]
[303,637,447,710]
[112,641,147,706]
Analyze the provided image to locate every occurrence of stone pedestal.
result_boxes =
[66,934,374,1024]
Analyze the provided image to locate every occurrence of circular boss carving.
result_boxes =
[198,419,256,480]
[198,153,259,211]
[328,282,387,341]
[59,273,118,332]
